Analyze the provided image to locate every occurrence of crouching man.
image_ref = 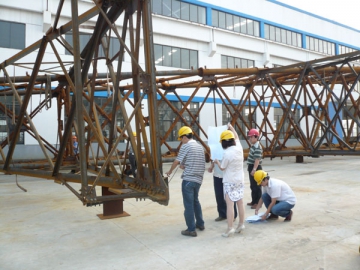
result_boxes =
[253,170,296,222]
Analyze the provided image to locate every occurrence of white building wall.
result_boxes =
[1,0,360,152]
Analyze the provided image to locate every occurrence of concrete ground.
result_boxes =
[1,155,360,270]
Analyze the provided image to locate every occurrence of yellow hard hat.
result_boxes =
[132,131,137,136]
[219,130,235,142]
[178,126,193,140]
[254,170,268,185]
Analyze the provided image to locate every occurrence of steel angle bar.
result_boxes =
[0,6,100,69]
[71,0,88,196]
[309,65,359,150]
[279,69,314,151]
[92,0,143,74]
[173,90,207,140]
[80,105,121,178]
[2,68,54,168]
[89,92,147,194]
[4,37,48,171]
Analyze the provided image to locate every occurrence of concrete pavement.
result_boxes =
[1,155,360,269]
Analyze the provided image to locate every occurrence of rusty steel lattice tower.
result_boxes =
[1,0,360,218]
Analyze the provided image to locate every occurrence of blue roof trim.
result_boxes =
[267,0,360,33]
[178,0,360,50]
[0,86,302,111]
[181,0,267,25]
[94,91,293,109]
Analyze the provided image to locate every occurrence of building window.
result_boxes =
[306,36,335,55]
[82,97,125,140]
[264,24,302,48]
[154,44,198,69]
[339,45,359,62]
[65,97,125,142]
[151,0,206,24]
[65,33,121,59]
[158,101,200,141]
[222,104,256,140]
[274,108,300,139]
[221,55,254,68]
[212,10,260,37]
[0,97,24,144]
[222,105,255,139]
[342,105,359,138]
[0,20,26,50]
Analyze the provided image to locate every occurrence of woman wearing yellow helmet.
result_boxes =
[214,124,245,237]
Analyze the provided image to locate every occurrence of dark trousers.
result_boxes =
[248,164,262,205]
[214,176,237,219]
[129,152,137,177]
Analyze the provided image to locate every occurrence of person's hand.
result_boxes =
[180,165,185,170]
[165,171,171,176]
[207,167,213,173]
[261,214,267,221]
[255,209,259,215]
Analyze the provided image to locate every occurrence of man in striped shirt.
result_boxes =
[166,126,206,237]
[246,129,263,209]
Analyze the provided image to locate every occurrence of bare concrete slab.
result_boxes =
[1,156,360,270]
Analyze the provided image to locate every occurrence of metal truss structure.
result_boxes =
[0,0,360,217]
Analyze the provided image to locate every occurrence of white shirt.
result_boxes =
[213,160,223,178]
[221,139,244,184]
[263,178,296,205]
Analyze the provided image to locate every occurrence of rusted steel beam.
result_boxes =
[71,0,88,195]
[3,36,48,171]
[1,1,360,214]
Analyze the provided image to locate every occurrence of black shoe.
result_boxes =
[284,210,293,222]
[267,213,279,220]
[215,216,226,222]
[181,230,197,237]
[196,224,205,231]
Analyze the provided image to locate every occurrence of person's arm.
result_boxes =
[228,123,239,140]
[165,160,181,176]
[254,197,263,216]
[258,197,277,220]
[251,159,260,176]
[214,159,225,171]
[207,161,215,173]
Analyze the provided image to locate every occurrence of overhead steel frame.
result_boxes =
[0,0,169,217]
[0,0,360,216]
[155,53,360,159]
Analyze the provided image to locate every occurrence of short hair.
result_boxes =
[184,133,193,139]
[221,138,235,149]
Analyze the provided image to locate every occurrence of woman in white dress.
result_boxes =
[214,124,245,237]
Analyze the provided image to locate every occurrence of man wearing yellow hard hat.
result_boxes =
[165,126,206,237]
[253,170,296,222]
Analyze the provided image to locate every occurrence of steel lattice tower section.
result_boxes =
[0,0,360,217]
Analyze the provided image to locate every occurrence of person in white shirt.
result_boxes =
[214,124,245,237]
[208,159,237,222]
[253,170,296,222]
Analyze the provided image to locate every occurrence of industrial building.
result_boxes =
[1,2,360,268]
[1,0,360,159]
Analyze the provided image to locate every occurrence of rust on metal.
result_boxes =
[0,0,359,216]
